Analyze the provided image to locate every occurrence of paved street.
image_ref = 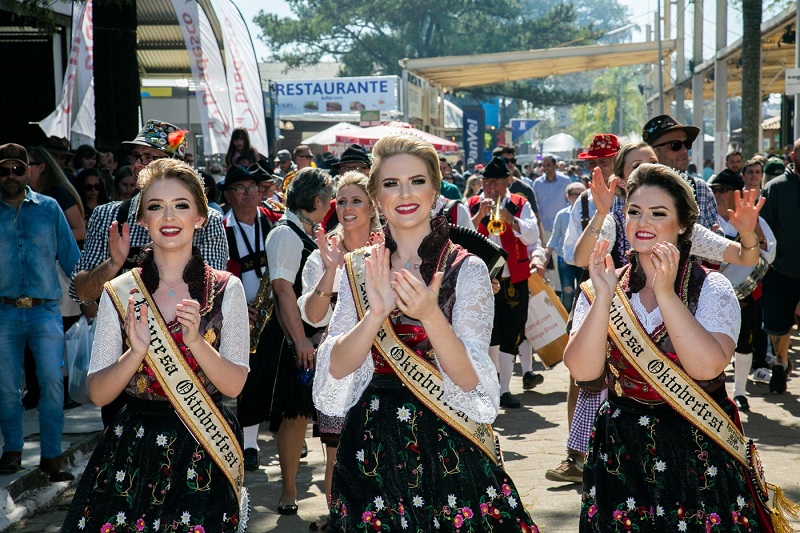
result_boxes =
[4,344,800,532]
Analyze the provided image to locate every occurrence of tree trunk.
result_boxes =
[93,0,140,149]
[741,0,762,159]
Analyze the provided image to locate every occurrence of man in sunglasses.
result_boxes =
[642,114,718,229]
[69,120,229,427]
[292,145,315,171]
[0,143,81,481]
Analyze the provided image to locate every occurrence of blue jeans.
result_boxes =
[557,258,584,313]
[0,301,65,458]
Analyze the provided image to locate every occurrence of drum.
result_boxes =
[525,273,569,369]
[721,256,769,300]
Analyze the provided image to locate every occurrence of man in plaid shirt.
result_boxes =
[70,120,228,426]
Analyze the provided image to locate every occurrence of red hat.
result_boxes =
[577,134,620,160]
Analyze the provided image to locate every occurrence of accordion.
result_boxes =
[448,224,508,279]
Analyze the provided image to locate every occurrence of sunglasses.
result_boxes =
[83,183,102,192]
[0,165,27,177]
[132,153,162,165]
[296,154,314,159]
[652,139,692,152]
[503,158,517,165]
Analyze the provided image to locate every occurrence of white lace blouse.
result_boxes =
[297,249,342,328]
[313,255,500,423]
[572,270,741,342]
[88,275,251,374]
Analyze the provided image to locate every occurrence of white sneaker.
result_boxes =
[751,367,771,384]
[765,353,778,367]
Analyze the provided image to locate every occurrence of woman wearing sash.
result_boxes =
[63,159,250,533]
[298,171,381,531]
[314,134,537,532]
[565,163,773,532]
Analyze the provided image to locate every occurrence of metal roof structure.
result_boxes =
[398,40,677,90]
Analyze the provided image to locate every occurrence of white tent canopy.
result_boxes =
[302,122,364,146]
[542,133,582,153]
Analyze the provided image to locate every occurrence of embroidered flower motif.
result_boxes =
[115,470,125,482]
[448,494,457,507]
[736,495,746,508]
[706,465,718,478]
[397,406,411,422]
[433,517,440,529]
[156,434,168,447]
[401,516,408,529]
[135,518,145,531]
[136,426,144,438]
[114,425,123,437]
[678,519,688,531]
[77,517,86,530]
[398,503,405,515]
[412,495,424,508]
[638,415,650,426]
[502,483,512,496]
[589,486,597,498]
[453,514,464,528]
[115,512,126,525]
[356,449,365,462]
[587,504,597,517]
[191,526,205,533]
[153,518,161,531]
[612,510,624,521]
[187,468,196,480]
[486,486,498,498]
[100,524,114,533]
[655,460,667,472]
[508,496,518,509]
[370,398,380,411]
[362,511,373,523]
[612,408,621,418]
[626,497,636,510]
[480,503,490,515]
[181,511,191,525]
[656,505,665,517]
[374,496,385,511]
[707,513,721,525]
[462,507,474,519]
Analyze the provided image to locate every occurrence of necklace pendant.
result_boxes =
[169,289,176,298]
[404,260,411,269]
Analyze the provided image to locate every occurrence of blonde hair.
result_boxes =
[367,134,442,201]
[135,159,208,224]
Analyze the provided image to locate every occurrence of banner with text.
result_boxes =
[275,76,399,116]
[462,106,486,167]
[39,0,94,142]
[210,0,268,155]
[171,0,232,154]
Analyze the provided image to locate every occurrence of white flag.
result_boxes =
[171,0,233,155]
[211,0,268,155]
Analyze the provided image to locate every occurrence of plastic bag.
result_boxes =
[65,315,96,405]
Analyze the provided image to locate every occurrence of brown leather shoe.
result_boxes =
[0,451,22,474]
[39,456,75,482]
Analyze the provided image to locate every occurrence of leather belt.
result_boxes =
[2,297,49,308]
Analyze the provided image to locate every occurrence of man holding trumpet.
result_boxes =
[468,156,542,408]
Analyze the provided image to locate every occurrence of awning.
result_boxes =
[399,41,676,90]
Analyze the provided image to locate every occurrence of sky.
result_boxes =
[235,0,759,67]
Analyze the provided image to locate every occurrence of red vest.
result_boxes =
[467,194,530,283]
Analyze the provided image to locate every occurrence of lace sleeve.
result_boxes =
[689,224,728,262]
[437,256,500,423]
[298,250,333,328]
[88,291,123,374]
[600,213,616,245]
[570,291,591,335]
[694,272,741,343]
[312,270,374,416]
[218,276,250,368]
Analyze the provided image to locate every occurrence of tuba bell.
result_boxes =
[486,198,507,236]
[249,272,274,353]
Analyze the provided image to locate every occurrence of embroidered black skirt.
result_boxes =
[63,396,245,533]
[328,374,538,532]
[580,396,763,532]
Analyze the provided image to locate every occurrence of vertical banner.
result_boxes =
[211,0,268,156]
[462,106,486,167]
[39,0,94,141]
[171,0,233,154]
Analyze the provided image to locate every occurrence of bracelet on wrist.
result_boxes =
[588,226,602,237]
[741,232,760,251]
[314,288,334,298]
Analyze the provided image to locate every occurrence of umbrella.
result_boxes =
[335,121,459,153]
[542,133,582,153]
[302,122,364,146]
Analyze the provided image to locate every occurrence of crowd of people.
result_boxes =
[0,111,798,532]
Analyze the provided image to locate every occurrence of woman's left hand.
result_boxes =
[393,270,443,323]
[176,299,203,347]
[727,189,766,235]
[650,242,680,298]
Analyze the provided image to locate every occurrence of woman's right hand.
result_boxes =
[588,239,617,300]
[125,296,150,361]
[365,244,396,319]
[315,226,345,271]
[588,166,619,216]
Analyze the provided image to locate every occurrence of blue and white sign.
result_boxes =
[463,106,485,166]
[275,76,400,115]
[510,119,541,141]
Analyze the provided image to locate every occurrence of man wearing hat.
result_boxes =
[249,161,284,214]
[467,156,543,408]
[762,157,785,186]
[39,136,74,181]
[708,169,775,409]
[0,143,81,481]
[332,144,371,175]
[759,138,800,393]
[274,149,295,178]
[69,120,229,427]
[642,114,718,228]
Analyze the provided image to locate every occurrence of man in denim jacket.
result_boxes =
[0,143,80,481]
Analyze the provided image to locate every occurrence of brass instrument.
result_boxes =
[249,272,274,353]
[486,198,507,236]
